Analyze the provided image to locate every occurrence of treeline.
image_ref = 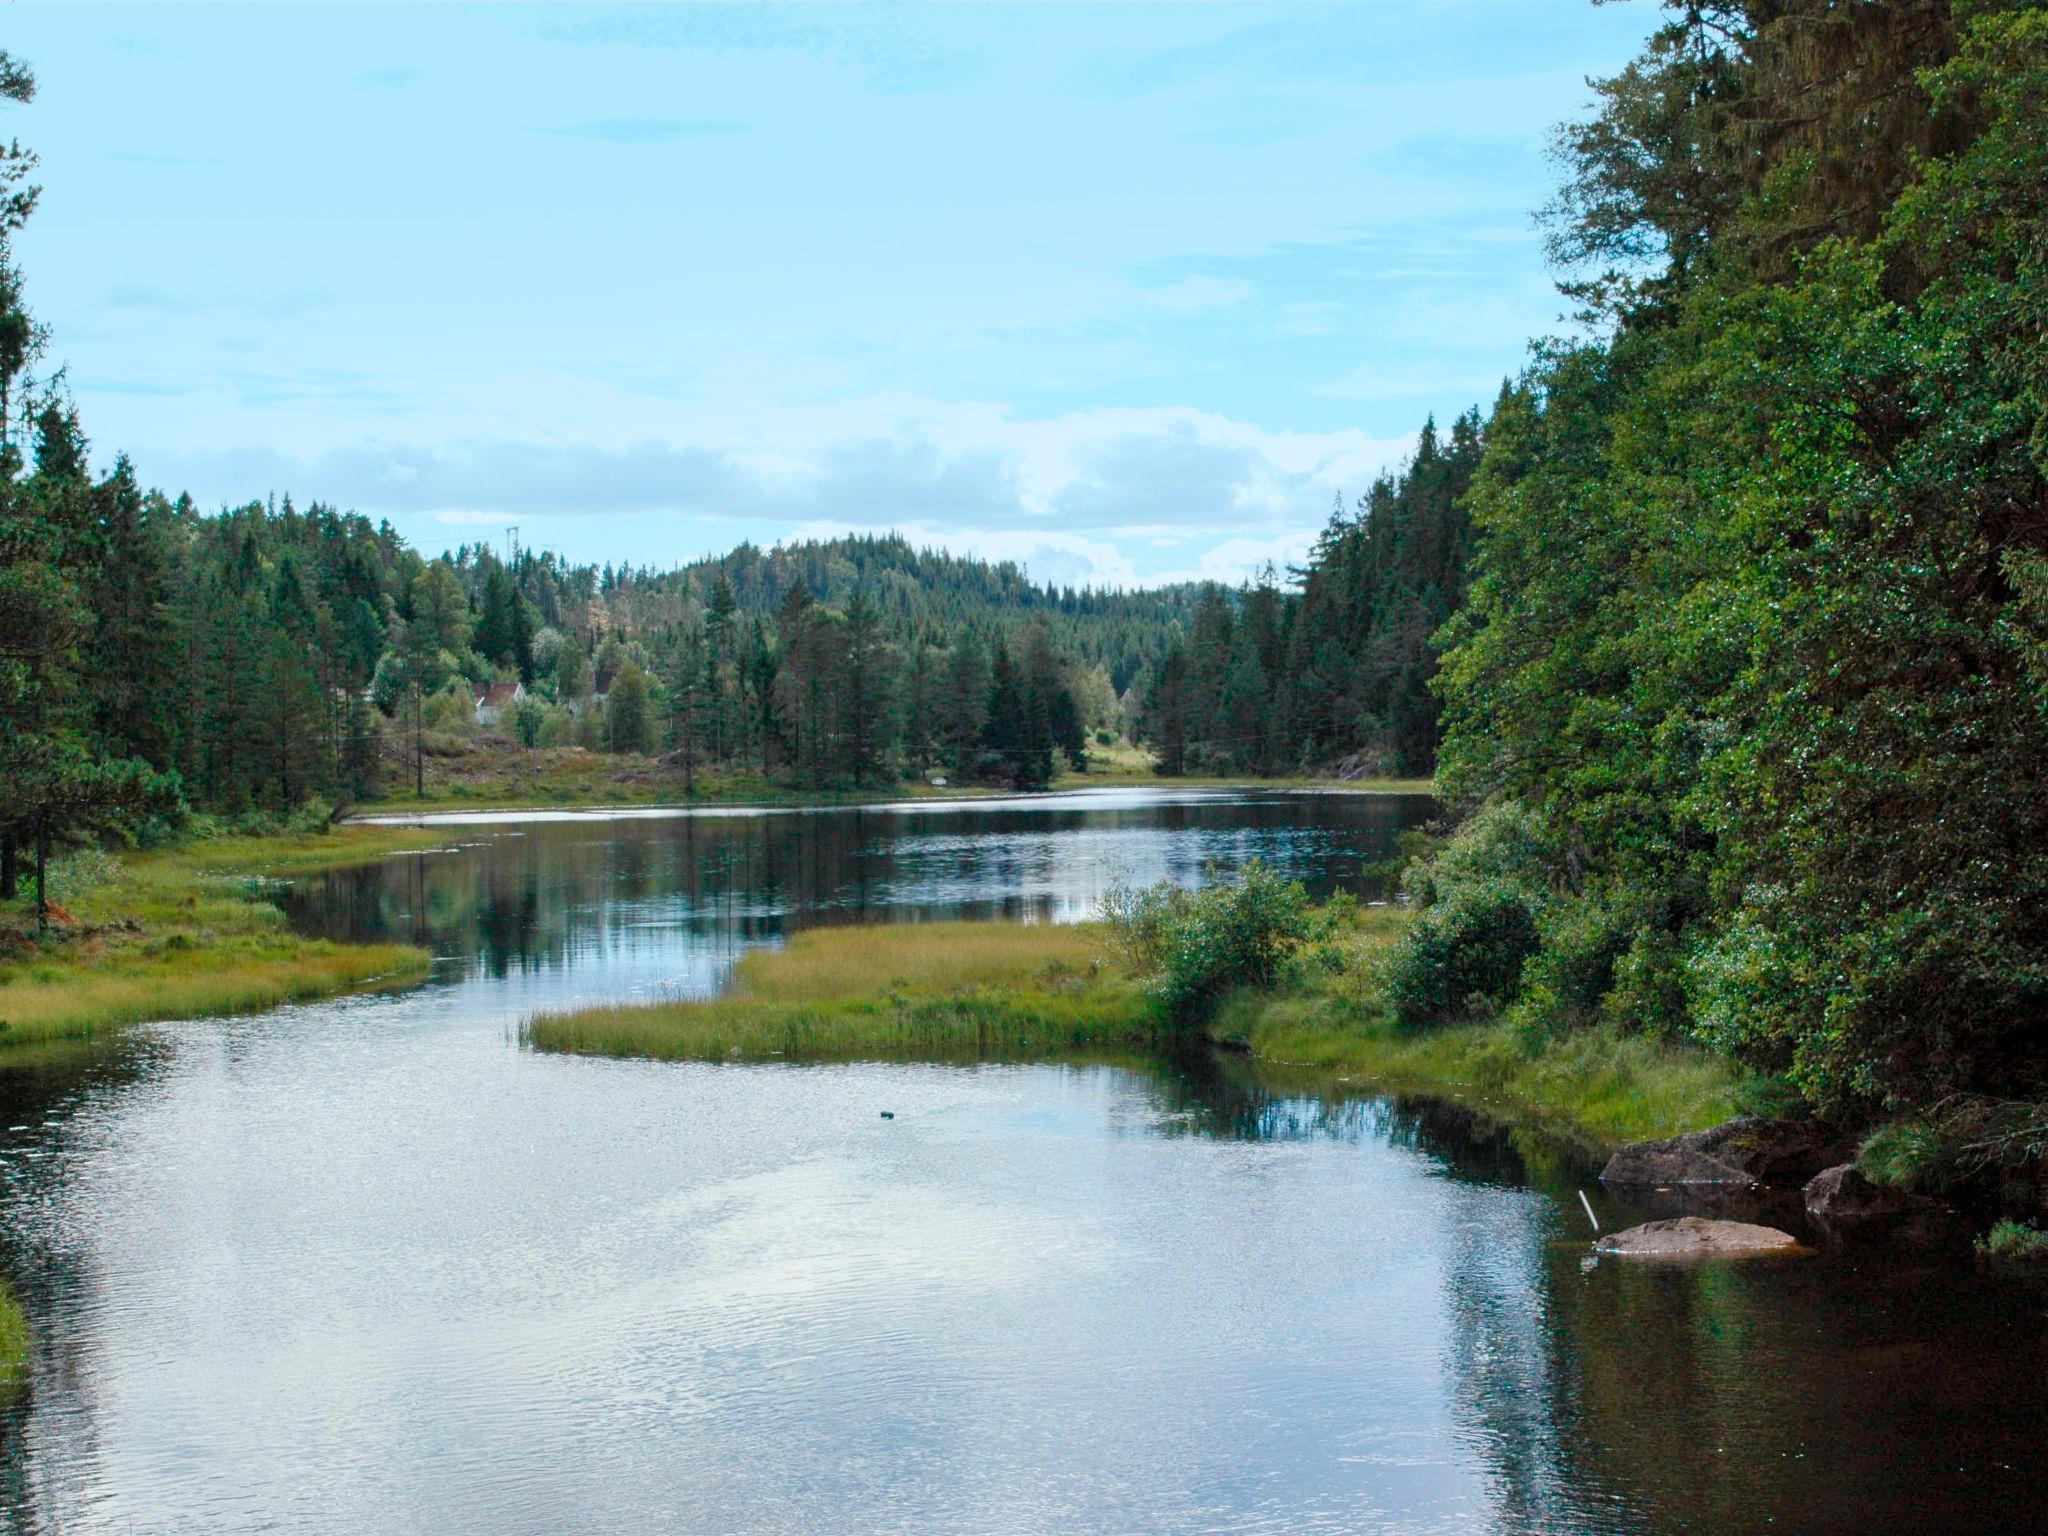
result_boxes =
[1143,412,1480,777]
[1385,0,2048,1128]
[0,31,1161,916]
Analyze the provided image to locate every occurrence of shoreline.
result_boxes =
[0,825,457,1053]
[524,912,1736,1154]
[348,774,1437,823]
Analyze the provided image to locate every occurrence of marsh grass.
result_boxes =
[0,1280,27,1391]
[0,826,448,1047]
[526,921,1163,1063]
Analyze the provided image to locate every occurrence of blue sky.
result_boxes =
[12,2,1656,588]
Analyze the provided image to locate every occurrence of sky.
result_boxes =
[10,2,1658,589]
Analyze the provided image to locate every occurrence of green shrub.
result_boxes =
[1859,1120,1953,1193]
[1100,861,1336,1023]
[1510,897,1630,1039]
[1382,877,1541,1029]
[1978,1221,2048,1261]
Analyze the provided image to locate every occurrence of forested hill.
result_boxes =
[553,533,1201,697]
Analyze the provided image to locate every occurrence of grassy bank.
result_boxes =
[355,742,1006,814]
[526,921,1161,1063]
[0,826,450,1048]
[527,904,1738,1150]
[1208,906,1742,1147]
[0,1280,25,1390]
[354,732,1433,816]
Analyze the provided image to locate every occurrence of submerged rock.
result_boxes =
[1601,1116,1843,1188]
[1803,1164,1933,1226]
[1594,1216,1804,1259]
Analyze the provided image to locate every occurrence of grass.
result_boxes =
[354,726,1434,815]
[528,902,1739,1153]
[526,920,1163,1063]
[1209,907,1743,1149]
[0,1280,25,1391]
[0,825,450,1049]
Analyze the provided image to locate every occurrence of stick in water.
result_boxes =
[1577,1189,1600,1233]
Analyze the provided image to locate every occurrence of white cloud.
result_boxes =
[145,400,1416,588]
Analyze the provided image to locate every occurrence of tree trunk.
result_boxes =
[0,834,16,902]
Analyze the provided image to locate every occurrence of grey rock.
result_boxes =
[1594,1216,1804,1259]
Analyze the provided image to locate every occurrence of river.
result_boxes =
[0,787,2041,1534]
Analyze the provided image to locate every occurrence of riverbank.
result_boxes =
[0,826,451,1050]
[525,909,1740,1150]
[353,736,1434,817]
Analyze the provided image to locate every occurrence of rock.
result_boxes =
[1803,1164,1933,1225]
[1601,1116,1843,1187]
[1594,1216,1804,1259]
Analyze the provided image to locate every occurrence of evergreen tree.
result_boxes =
[607,659,652,755]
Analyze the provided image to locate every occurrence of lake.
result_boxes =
[0,787,2042,1534]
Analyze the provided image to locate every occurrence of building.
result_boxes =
[474,680,524,728]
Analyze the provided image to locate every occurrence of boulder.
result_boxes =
[1601,1116,1843,1187]
[1594,1216,1804,1259]
[1803,1164,1933,1226]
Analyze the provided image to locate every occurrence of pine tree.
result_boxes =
[935,633,990,778]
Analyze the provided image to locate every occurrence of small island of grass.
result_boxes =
[525,921,1159,1064]
[526,870,1744,1153]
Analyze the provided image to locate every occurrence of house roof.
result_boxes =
[476,682,522,708]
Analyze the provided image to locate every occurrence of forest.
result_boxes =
[6,0,2048,1145]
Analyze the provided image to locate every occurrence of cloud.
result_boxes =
[547,118,746,143]
[143,403,1416,589]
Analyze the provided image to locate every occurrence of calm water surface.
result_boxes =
[0,788,2043,1535]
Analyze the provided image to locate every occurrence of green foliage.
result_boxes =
[1100,861,1339,1022]
[1399,0,2048,1129]
[605,660,652,755]
[1383,878,1541,1030]
[1978,1221,2048,1261]
[1858,1120,1954,1195]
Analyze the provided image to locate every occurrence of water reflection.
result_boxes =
[0,792,2042,1534]
[289,789,1433,1009]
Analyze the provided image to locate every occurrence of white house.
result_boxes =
[474,680,524,728]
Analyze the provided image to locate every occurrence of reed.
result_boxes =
[526,921,1160,1063]
[0,1280,27,1390]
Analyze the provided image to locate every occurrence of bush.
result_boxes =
[1978,1221,2048,1261]
[1381,877,1541,1029]
[1100,861,1336,1023]
[1859,1120,1953,1194]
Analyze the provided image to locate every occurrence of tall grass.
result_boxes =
[527,921,1161,1063]
[0,1280,28,1391]
[0,825,446,1047]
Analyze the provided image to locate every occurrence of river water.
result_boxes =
[0,787,2042,1535]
